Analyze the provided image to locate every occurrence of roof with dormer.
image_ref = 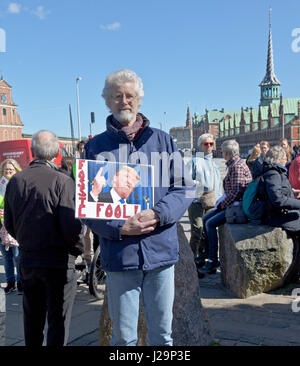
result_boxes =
[193,97,300,132]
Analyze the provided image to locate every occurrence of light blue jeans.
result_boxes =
[106,264,175,346]
[0,245,20,284]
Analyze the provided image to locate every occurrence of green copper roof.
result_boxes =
[195,97,300,132]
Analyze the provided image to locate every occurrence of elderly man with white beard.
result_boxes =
[83,69,195,346]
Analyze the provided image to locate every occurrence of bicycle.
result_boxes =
[88,245,106,299]
[75,243,106,300]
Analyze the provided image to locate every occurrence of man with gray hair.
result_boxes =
[199,139,252,276]
[83,69,194,346]
[4,130,83,346]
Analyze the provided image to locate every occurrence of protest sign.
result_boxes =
[75,160,154,220]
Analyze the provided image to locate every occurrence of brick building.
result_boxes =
[0,76,23,140]
[0,76,79,156]
[170,9,300,155]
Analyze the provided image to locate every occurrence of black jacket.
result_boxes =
[4,160,83,268]
[251,155,266,179]
[258,162,300,232]
[88,190,113,203]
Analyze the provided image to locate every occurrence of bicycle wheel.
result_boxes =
[89,245,106,299]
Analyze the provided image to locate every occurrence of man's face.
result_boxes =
[79,144,85,154]
[260,143,269,156]
[113,168,139,199]
[108,81,139,126]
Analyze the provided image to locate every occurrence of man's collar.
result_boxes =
[226,154,239,166]
[110,187,122,203]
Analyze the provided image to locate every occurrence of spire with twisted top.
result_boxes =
[260,8,280,86]
[186,103,191,128]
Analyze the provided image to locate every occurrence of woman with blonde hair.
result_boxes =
[0,158,22,294]
[246,143,261,175]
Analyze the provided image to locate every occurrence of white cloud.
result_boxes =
[100,22,121,31]
[32,5,50,20]
[8,3,21,14]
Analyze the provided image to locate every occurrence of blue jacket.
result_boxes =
[83,114,195,271]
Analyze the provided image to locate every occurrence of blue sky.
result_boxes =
[0,0,300,139]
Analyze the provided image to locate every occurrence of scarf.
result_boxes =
[111,113,144,141]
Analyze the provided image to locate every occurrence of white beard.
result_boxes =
[114,109,137,125]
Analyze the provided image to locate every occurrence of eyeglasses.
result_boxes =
[4,168,15,172]
[203,142,214,146]
[112,93,137,103]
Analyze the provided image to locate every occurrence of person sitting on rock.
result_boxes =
[258,145,300,232]
[198,139,252,277]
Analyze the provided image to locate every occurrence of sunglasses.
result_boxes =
[203,142,214,146]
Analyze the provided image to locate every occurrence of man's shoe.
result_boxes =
[4,282,16,294]
[17,282,23,295]
[194,253,207,268]
[198,260,220,275]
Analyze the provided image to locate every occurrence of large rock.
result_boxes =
[219,223,298,298]
[99,223,215,346]
[0,288,5,346]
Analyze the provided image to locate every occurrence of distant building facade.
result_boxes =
[0,76,79,155]
[0,77,23,141]
[170,9,300,155]
[169,105,193,150]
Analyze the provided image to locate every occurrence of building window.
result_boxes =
[3,108,6,116]
[3,130,8,140]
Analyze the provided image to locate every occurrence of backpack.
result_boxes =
[242,177,265,220]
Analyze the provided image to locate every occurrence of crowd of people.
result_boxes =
[0,68,300,347]
[190,135,300,278]
[0,69,194,347]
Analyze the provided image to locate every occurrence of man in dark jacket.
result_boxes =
[83,69,195,346]
[4,130,83,346]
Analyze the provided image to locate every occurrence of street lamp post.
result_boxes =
[76,77,82,141]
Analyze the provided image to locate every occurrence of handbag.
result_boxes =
[225,201,248,224]
[199,190,216,210]
[199,161,217,210]
[0,225,19,250]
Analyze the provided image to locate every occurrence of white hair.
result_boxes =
[102,69,144,109]
[197,133,215,147]
[265,145,286,165]
[221,139,239,158]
